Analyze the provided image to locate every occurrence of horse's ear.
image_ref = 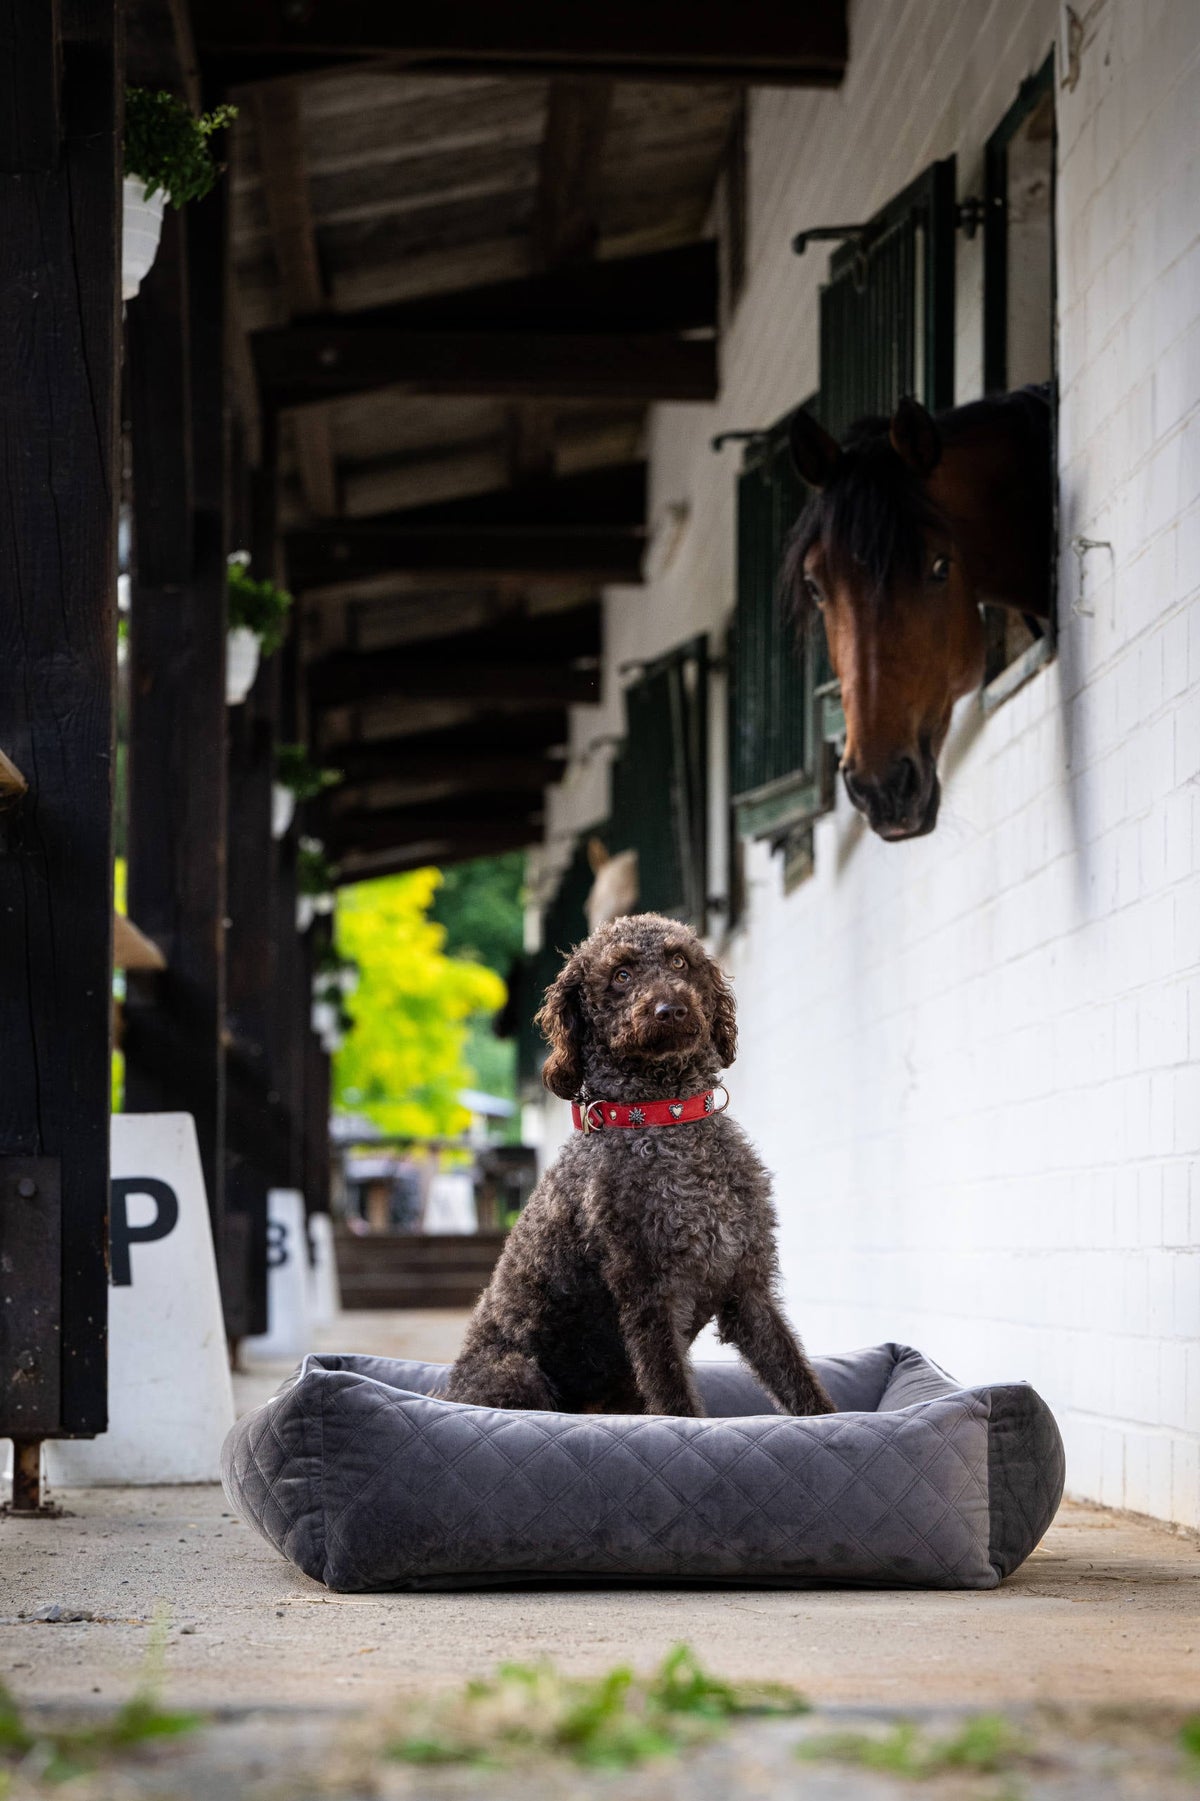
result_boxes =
[586,836,610,876]
[889,396,942,476]
[788,410,842,489]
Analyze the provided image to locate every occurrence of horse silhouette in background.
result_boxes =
[784,387,1054,840]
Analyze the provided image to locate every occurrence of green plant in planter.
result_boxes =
[227,554,294,657]
[276,743,343,802]
[125,88,237,207]
[297,837,338,898]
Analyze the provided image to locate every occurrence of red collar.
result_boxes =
[571,1086,729,1134]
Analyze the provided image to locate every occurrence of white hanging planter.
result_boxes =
[122,176,166,301]
[296,893,316,933]
[313,892,335,916]
[311,999,339,1039]
[225,626,261,706]
[271,783,297,840]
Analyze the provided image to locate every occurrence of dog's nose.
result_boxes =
[655,1002,688,1022]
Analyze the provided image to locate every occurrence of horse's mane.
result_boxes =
[782,415,950,629]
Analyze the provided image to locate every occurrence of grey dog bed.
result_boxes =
[221,1344,1064,1592]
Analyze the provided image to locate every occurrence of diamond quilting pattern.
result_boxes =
[220,1349,1018,1594]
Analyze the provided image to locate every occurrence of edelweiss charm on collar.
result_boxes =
[571,1087,729,1134]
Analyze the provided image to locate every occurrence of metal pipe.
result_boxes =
[10,1440,42,1512]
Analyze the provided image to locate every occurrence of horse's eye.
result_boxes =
[930,555,951,584]
[613,968,631,985]
[670,954,686,970]
[803,577,822,606]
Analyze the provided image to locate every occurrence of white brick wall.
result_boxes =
[539,0,1200,1529]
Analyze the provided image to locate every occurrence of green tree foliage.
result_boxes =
[431,851,525,975]
[334,870,506,1138]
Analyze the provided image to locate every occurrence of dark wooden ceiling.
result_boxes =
[183,3,848,877]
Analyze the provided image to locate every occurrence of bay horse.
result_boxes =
[784,387,1053,840]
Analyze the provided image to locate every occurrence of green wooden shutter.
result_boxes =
[819,158,957,437]
[609,636,708,927]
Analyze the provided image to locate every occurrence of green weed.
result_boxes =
[0,1617,202,1785]
[797,1713,1028,1780]
[1182,1716,1200,1772]
[387,1642,807,1771]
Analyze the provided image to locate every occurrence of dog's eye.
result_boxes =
[670,954,686,970]
[613,968,631,986]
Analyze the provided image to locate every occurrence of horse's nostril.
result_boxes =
[893,756,920,807]
[843,766,867,808]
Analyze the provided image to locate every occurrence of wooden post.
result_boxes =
[0,0,122,1479]
[125,180,230,1248]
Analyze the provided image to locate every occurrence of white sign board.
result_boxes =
[243,1188,312,1361]
[308,1212,340,1328]
[47,1113,235,1486]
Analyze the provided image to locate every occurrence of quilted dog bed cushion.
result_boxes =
[222,1343,1064,1592]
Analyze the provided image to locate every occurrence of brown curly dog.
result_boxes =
[445,913,835,1417]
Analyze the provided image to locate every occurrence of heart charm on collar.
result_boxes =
[669,1104,683,1119]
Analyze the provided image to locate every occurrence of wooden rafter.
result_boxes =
[249,81,338,516]
[192,2,849,87]
[288,522,643,591]
[256,327,716,409]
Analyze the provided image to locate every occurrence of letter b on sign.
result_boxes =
[110,1178,179,1286]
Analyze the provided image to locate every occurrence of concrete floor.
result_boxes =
[3,1309,1198,1797]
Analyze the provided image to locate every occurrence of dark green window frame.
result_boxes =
[983,54,1056,396]
[609,635,709,928]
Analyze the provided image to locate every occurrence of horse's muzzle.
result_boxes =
[843,755,940,840]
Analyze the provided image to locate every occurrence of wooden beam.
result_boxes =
[358,461,646,531]
[337,828,539,882]
[249,80,337,517]
[319,241,718,337]
[329,798,545,859]
[0,0,60,172]
[127,205,193,586]
[535,77,612,272]
[290,523,643,591]
[255,328,717,409]
[312,658,599,712]
[335,749,563,796]
[192,2,849,86]
[329,709,569,769]
[125,154,230,1244]
[0,0,120,1440]
[310,602,601,706]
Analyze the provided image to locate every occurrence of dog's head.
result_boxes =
[536,913,737,1101]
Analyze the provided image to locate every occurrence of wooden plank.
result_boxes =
[0,0,60,172]
[289,522,644,590]
[309,603,601,708]
[255,327,717,407]
[0,2,120,1438]
[249,80,338,518]
[330,797,545,855]
[336,827,536,882]
[311,240,718,337]
[124,161,230,1243]
[0,1160,62,1435]
[347,461,645,531]
[192,1,849,86]
[336,749,563,794]
[127,205,193,588]
[535,78,612,269]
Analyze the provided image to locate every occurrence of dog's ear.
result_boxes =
[709,958,738,1069]
[537,957,586,1099]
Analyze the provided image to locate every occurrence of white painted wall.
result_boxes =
[536,0,1200,1529]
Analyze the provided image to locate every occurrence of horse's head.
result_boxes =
[783,399,985,841]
